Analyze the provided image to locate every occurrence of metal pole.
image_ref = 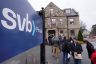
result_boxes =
[66,16,69,38]
[40,7,45,64]
[25,55,27,64]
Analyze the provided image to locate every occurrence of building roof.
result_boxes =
[44,2,65,17]
[45,2,61,10]
[64,8,79,17]
[44,2,79,17]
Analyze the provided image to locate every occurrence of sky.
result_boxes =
[28,0,96,31]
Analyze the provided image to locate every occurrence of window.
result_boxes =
[59,19,63,24]
[51,19,56,28]
[65,9,70,13]
[69,19,74,24]
[50,9,54,14]
[47,18,51,27]
[60,30,63,33]
[52,19,56,24]
[59,19,63,21]
[70,30,75,36]
[69,19,74,21]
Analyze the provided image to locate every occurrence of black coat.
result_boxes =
[86,42,94,58]
[70,42,83,54]
[48,35,53,45]
[62,40,70,53]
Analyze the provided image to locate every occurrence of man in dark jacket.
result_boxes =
[62,37,70,64]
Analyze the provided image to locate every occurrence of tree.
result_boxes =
[77,30,83,41]
[91,24,96,35]
[79,21,86,33]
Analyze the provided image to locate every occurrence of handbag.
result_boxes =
[74,53,83,59]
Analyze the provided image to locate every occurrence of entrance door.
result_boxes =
[48,30,55,36]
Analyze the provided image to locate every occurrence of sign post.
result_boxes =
[40,8,46,64]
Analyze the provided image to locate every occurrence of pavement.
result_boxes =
[45,44,92,64]
[2,38,95,64]
[45,38,96,64]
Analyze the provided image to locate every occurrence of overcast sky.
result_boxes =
[28,0,96,31]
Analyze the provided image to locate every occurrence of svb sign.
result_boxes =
[1,8,33,33]
[0,0,43,63]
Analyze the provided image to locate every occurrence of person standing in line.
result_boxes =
[84,40,95,64]
[48,34,54,55]
[68,37,74,43]
[52,35,60,58]
[67,37,74,61]
[58,35,63,52]
[48,34,53,45]
[70,38,83,64]
[62,36,70,64]
[91,47,96,64]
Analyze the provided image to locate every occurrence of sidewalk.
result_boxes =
[46,44,91,64]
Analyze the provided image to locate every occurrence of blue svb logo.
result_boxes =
[0,0,43,63]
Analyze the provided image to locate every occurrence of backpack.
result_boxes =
[62,41,70,53]
[52,36,59,46]
[52,36,59,43]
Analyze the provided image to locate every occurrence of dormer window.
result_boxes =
[65,9,70,13]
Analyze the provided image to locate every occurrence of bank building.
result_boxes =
[44,2,80,38]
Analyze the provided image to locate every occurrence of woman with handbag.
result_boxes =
[70,38,83,64]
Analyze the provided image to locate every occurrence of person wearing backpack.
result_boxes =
[52,35,60,58]
[62,36,70,64]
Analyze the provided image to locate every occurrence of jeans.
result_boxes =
[63,52,68,64]
[74,59,81,64]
